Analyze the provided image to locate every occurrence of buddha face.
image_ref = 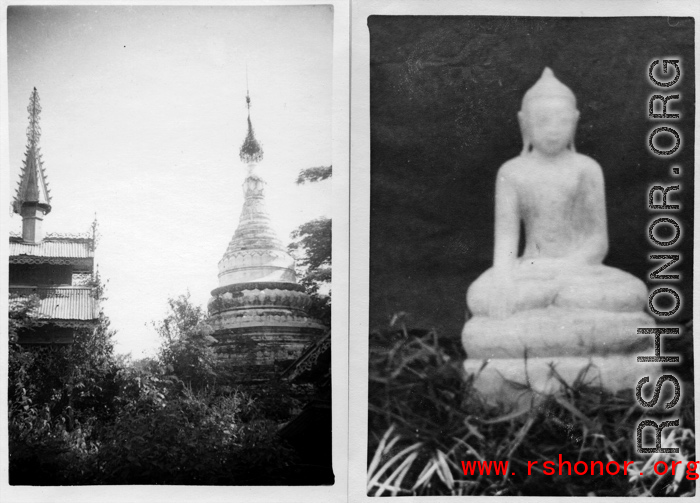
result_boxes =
[520,98,579,156]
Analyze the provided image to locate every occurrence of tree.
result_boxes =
[154,293,219,390]
[8,276,120,423]
[288,166,332,325]
[8,293,39,344]
[8,274,121,484]
[295,165,332,185]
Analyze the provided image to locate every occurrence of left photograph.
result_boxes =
[7,5,334,486]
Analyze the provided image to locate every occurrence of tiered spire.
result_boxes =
[208,85,326,375]
[229,87,282,256]
[216,88,296,286]
[13,88,51,215]
[224,173,285,256]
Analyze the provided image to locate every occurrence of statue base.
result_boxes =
[463,355,662,408]
[462,308,660,408]
[463,309,655,358]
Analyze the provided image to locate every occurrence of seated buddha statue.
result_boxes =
[462,68,656,400]
[468,68,647,319]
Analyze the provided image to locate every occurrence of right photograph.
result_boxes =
[367,16,695,496]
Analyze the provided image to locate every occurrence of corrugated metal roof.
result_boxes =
[10,286,99,321]
[9,237,93,259]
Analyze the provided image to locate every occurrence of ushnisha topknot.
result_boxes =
[521,67,577,111]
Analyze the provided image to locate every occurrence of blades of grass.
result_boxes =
[374,450,419,497]
[392,453,418,496]
[505,415,536,459]
[412,458,439,492]
[450,437,486,462]
[546,361,574,393]
[552,394,596,429]
[463,417,486,441]
[367,441,422,491]
[436,449,455,491]
[573,361,602,389]
[577,425,590,461]
[480,407,530,425]
[477,358,490,374]
[367,425,396,482]
[444,452,466,474]
[390,349,432,379]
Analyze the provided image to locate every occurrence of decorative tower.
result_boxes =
[9,88,100,344]
[207,89,326,379]
[14,88,51,243]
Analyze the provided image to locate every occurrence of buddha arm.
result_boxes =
[571,161,609,264]
[484,167,520,318]
[492,168,520,272]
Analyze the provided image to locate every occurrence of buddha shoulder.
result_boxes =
[496,157,528,179]
[571,153,604,179]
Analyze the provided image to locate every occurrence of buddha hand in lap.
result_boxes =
[462,69,655,398]
[468,261,648,319]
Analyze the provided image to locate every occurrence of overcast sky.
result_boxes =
[7,5,333,357]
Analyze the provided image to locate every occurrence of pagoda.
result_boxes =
[207,89,326,379]
[9,88,100,344]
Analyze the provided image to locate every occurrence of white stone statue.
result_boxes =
[462,68,657,403]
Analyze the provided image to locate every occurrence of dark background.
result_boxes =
[369,16,695,339]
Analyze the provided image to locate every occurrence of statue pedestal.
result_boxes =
[462,308,661,407]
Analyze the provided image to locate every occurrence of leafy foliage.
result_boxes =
[289,166,332,325]
[8,290,310,485]
[289,218,332,287]
[8,293,39,344]
[8,293,121,484]
[93,370,296,484]
[295,165,332,184]
[155,293,219,390]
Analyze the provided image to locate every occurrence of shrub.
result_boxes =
[92,369,297,485]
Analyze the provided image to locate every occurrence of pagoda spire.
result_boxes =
[216,86,296,286]
[223,172,287,259]
[14,88,51,243]
[207,81,326,377]
[239,77,264,165]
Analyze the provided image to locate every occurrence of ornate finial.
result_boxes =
[90,213,100,251]
[521,67,577,111]
[27,87,42,148]
[13,88,51,215]
[239,76,264,164]
[245,65,251,111]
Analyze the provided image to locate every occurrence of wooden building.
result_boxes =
[9,88,100,344]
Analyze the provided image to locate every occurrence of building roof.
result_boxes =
[9,233,94,266]
[10,286,99,322]
[281,330,331,384]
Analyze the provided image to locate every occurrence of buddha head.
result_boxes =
[518,68,580,156]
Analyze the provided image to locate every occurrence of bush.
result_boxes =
[92,369,297,484]
[8,295,119,485]
[155,293,219,390]
[8,292,310,486]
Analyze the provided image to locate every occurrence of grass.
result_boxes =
[368,325,696,496]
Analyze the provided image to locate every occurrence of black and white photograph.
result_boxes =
[356,5,695,498]
[2,2,349,501]
[3,0,698,501]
